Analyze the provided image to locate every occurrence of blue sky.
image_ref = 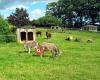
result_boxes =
[0,0,58,20]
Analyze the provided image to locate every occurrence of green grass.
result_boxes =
[0,29,100,80]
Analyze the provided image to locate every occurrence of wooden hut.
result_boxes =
[82,25,98,32]
[16,28,36,43]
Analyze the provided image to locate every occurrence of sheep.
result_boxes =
[36,31,42,37]
[46,32,51,39]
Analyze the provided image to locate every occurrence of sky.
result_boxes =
[0,0,58,20]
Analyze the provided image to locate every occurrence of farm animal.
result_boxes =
[36,42,61,57]
[24,41,38,54]
[35,44,44,57]
[74,37,81,42]
[46,32,51,39]
[87,39,93,43]
[36,31,42,37]
[65,36,73,41]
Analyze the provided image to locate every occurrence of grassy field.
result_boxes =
[0,29,100,80]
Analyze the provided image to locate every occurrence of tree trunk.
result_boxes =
[80,15,83,27]
[91,16,95,25]
[68,17,73,28]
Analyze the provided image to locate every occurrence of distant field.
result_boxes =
[0,29,100,80]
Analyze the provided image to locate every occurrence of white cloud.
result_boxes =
[44,0,58,4]
[31,1,38,5]
[0,0,1,3]
[31,0,58,5]
[0,0,58,9]
[22,0,58,3]
[6,5,28,10]
[30,9,45,20]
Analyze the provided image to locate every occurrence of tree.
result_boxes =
[46,2,58,17]
[46,0,100,28]
[46,0,76,28]
[0,16,9,34]
[0,16,16,43]
[81,0,100,25]
[8,8,30,28]
[32,15,62,27]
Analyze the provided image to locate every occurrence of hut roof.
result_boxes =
[17,26,36,29]
[83,25,97,28]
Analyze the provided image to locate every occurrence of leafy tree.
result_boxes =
[8,8,30,28]
[46,2,59,17]
[0,17,9,34]
[0,16,16,43]
[46,0,100,28]
[32,15,62,27]
[31,20,40,26]
[46,0,76,28]
[81,0,100,25]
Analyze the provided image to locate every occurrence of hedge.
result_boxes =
[0,35,16,43]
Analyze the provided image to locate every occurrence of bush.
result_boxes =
[0,17,9,34]
[97,26,100,31]
[9,25,17,33]
[0,35,16,43]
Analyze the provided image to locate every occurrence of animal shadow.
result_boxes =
[19,51,28,53]
[32,54,50,57]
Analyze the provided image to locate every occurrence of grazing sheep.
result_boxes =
[74,38,81,42]
[46,32,51,39]
[24,41,38,54]
[36,31,42,37]
[65,36,73,41]
[36,42,61,57]
[87,39,93,43]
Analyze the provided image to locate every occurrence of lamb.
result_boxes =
[24,41,38,54]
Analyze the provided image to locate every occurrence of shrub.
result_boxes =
[97,26,100,31]
[9,25,17,33]
[0,35,4,42]
[0,17,9,34]
[0,35,16,43]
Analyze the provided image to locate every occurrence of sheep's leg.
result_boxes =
[51,50,55,58]
[40,55,42,58]
[28,48,31,55]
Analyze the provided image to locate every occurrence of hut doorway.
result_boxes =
[20,32,26,41]
[28,32,33,40]
[16,28,36,43]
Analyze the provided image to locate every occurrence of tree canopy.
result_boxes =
[32,15,62,27]
[46,0,100,28]
[8,8,30,28]
[0,16,9,34]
